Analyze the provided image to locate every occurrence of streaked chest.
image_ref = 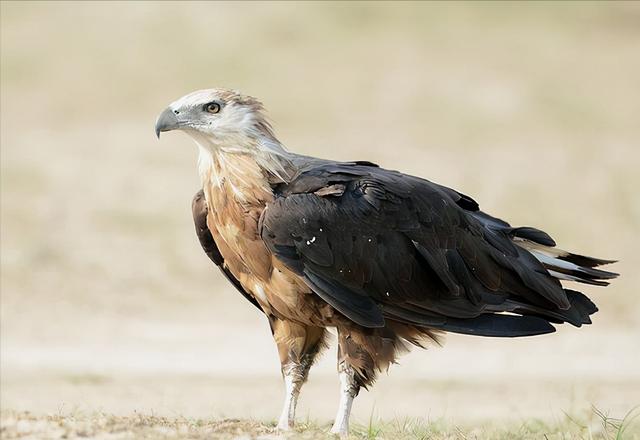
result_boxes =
[202,153,274,281]
[200,152,311,318]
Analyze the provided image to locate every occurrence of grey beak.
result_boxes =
[155,107,180,138]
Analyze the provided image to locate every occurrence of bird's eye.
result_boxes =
[204,102,221,114]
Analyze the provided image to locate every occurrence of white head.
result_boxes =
[155,88,282,153]
[156,88,291,183]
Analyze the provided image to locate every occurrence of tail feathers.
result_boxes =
[546,267,616,287]
[557,252,617,268]
[499,289,598,327]
[515,240,619,286]
[508,226,556,247]
[536,252,618,286]
[565,289,598,323]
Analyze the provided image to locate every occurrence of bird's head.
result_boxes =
[155,88,276,150]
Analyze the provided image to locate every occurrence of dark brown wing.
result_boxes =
[261,162,598,336]
[192,190,263,312]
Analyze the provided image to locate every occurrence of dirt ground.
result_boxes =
[2,409,638,439]
[1,2,639,439]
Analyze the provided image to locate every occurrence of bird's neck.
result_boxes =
[194,133,295,208]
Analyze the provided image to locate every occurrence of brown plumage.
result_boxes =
[156,88,618,435]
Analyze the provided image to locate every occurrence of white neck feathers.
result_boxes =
[193,131,294,203]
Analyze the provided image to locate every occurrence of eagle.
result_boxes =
[155,88,618,435]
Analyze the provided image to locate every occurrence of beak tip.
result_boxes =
[155,107,179,139]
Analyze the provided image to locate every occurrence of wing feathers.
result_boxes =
[303,269,385,328]
[412,241,462,296]
[261,161,614,336]
[382,303,556,337]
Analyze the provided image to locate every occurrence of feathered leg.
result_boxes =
[269,318,326,431]
[330,324,431,435]
[330,360,359,435]
[330,327,379,436]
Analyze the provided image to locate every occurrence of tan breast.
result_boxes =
[202,152,334,325]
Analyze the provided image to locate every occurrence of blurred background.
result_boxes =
[1,0,639,429]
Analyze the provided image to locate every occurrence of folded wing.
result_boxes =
[261,162,616,336]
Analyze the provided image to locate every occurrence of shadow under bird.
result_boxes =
[155,89,618,435]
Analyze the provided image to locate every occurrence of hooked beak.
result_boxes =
[155,107,180,138]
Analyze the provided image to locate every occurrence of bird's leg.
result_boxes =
[270,318,326,431]
[277,361,305,430]
[330,328,378,436]
[330,361,359,436]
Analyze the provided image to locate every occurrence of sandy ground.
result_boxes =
[2,323,639,423]
[1,2,640,438]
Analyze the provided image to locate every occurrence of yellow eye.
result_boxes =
[205,102,221,114]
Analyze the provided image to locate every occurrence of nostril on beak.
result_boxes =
[155,107,180,138]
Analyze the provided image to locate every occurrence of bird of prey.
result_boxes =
[155,88,618,435]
